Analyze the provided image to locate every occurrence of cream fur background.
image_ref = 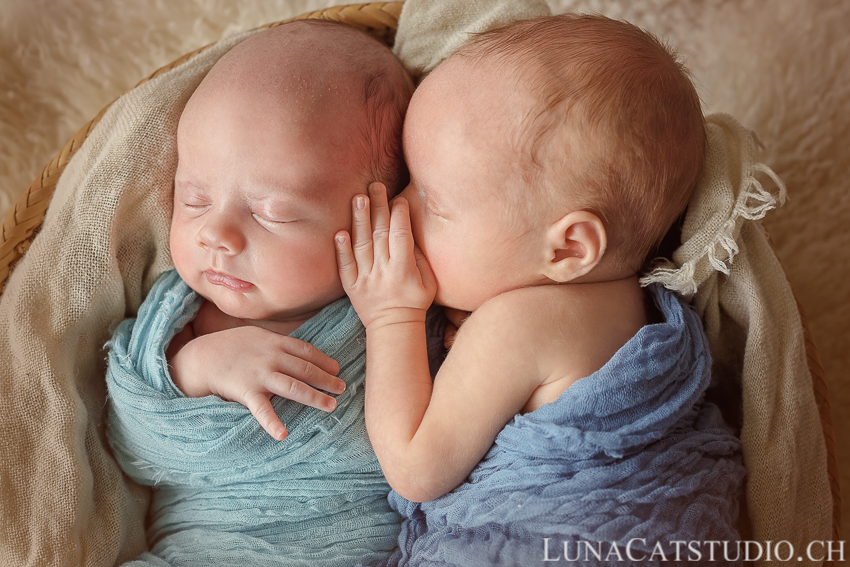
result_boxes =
[1,0,847,555]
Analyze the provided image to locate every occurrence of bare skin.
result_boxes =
[335,56,649,503]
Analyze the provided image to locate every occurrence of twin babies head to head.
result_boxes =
[171,16,704,324]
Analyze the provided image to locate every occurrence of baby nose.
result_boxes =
[196,214,246,254]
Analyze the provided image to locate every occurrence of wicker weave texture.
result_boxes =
[0,0,841,550]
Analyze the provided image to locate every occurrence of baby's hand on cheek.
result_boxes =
[335,182,436,331]
[169,327,344,441]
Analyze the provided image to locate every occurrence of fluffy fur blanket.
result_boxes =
[1,0,847,564]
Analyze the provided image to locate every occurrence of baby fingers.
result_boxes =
[245,358,345,441]
[276,344,345,395]
[244,394,288,441]
[279,335,341,378]
[387,197,416,267]
[368,183,392,263]
[351,194,375,270]
[339,183,395,286]
[335,231,358,290]
[266,371,340,412]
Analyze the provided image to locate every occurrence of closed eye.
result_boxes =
[174,180,210,210]
[179,201,210,214]
[253,213,297,225]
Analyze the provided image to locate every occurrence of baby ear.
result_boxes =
[543,210,606,283]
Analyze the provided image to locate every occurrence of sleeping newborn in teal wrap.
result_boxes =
[105,20,416,566]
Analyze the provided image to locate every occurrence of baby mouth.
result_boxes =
[204,270,254,291]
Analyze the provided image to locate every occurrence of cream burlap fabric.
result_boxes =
[642,113,832,564]
[393,0,550,81]
[0,1,833,565]
[0,30,253,566]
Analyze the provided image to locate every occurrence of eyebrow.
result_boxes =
[173,180,208,196]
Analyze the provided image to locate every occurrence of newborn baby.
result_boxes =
[338,14,745,566]
[166,19,413,440]
[106,20,413,567]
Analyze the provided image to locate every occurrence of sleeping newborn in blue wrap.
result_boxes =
[105,20,414,566]
[335,14,747,567]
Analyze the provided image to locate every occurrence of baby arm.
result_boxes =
[167,302,344,441]
[335,184,540,502]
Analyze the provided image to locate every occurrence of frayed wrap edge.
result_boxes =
[639,162,787,297]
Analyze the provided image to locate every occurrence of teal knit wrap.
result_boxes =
[106,269,399,566]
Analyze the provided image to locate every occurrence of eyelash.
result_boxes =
[253,213,293,225]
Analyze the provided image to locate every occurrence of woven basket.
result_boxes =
[0,0,840,560]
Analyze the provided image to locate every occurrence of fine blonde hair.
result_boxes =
[459,14,705,271]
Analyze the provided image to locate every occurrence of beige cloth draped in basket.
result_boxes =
[0,29,255,566]
[0,0,833,565]
[641,113,832,558]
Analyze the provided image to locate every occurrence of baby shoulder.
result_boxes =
[463,282,646,368]
[459,286,574,349]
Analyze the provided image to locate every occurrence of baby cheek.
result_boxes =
[419,240,454,286]
[428,236,479,292]
[169,221,195,275]
[434,257,460,289]
[271,237,337,279]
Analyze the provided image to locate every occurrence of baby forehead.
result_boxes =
[193,21,396,110]
[196,60,363,117]
[409,59,540,155]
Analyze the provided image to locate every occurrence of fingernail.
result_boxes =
[277,426,287,440]
[336,234,346,245]
[370,183,384,196]
[355,196,367,210]
[327,398,337,411]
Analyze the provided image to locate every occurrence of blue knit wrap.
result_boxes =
[106,269,400,566]
[380,285,746,567]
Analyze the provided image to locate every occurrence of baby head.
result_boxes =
[400,14,704,311]
[171,21,413,325]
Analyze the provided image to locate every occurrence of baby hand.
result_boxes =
[335,182,436,330]
[169,326,344,440]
